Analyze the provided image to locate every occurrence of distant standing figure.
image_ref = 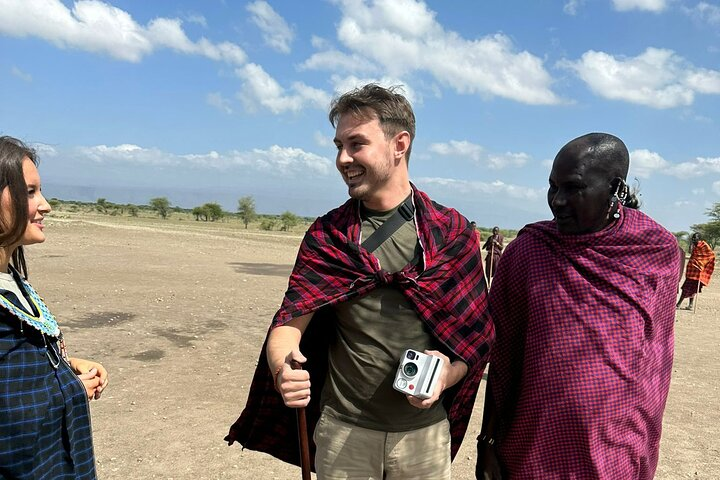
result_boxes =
[676,232,715,310]
[482,226,504,278]
[471,221,482,244]
[0,136,108,479]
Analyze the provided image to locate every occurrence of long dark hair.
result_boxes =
[0,136,38,278]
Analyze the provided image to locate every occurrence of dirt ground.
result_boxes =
[27,214,718,479]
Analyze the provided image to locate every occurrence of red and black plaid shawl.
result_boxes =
[226,185,494,469]
[487,206,680,479]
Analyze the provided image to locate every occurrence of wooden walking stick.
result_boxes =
[692,276,702,314]
[291,360,312,480]
[488,237,496,289]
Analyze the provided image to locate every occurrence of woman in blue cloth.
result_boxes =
[0,136,108,479]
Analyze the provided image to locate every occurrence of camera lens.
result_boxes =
[403,362,418,377]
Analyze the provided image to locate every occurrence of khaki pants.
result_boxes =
[313,411,451,480]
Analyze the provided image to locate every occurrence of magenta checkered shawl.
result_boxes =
[488,206,680,479]
[226,186,494,469]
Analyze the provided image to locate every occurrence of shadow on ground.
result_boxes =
[228,262,293,277]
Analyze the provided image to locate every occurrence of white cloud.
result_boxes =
[0,0,246,65]
[304,0,560,105]
[629,149,670,178]
[418,177,544,201]
[185,14,207,28]
[665,156,720,179]
[300,50,378,75]
[10,66,32,82]
[563,47,720,108]
[487,152,530,169]
[33,143,58,157]
[684,68,720,94]
[329,75,419,105]
[692,188,705,195]
[147,18,246,64]
[247,1,294,54]
[563,0,585,15]
[713,181,720,195]
[314,131,333,148]
[236,63,331,114]
[429,141,483,162]
[429,140,530,169]
[74,143,333,176]
[206,92,233,114]
[674,200,693,206]
[683,2,720,24]
[612,0,668,12]
[628,150,720,180]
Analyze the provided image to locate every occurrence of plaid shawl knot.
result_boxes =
[227,185,493,468]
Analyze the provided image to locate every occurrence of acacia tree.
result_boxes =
[204,202,224,222]
[691,202,720,248]
[237,196,257,229]
[96,197,109,214]
[280,211,300,231]
[149,197,171,219]
[191,206,207,221]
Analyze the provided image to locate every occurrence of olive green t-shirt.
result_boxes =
[320,201,446,431]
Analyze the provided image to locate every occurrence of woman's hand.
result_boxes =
[70,357,109,400]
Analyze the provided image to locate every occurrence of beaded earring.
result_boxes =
[609,180,627,220]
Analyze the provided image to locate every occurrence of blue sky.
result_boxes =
[1,0,719,231]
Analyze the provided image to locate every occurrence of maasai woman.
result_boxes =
[0,136,107,479]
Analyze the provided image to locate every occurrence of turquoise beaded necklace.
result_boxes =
[0,265,59,337]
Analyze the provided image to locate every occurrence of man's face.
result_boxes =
[548,145,612,235]
[333,112,400,210]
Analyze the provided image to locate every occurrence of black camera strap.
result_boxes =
[360,195,415,253]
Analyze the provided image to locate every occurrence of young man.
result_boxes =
[476,133,680,480]
[227,84,493,479]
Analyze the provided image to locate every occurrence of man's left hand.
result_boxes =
[406,350,467,409]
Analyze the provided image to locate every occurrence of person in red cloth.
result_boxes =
[227,84,493,479]
[476,133,680,480]
[676,232,715,310]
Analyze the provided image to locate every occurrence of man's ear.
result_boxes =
[393,131,411,162]
[609,176,624,195]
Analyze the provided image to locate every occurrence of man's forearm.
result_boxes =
[265,313,314,373]
[446,360,469,389]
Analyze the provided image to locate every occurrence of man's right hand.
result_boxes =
[275,349,311,408]
[476,441,502,480]
[266,313,314,408]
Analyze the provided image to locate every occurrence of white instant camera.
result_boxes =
[393,349,443,399]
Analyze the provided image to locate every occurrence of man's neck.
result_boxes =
[361,183,412,211]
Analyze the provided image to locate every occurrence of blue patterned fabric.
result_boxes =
[1,300,96,478]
